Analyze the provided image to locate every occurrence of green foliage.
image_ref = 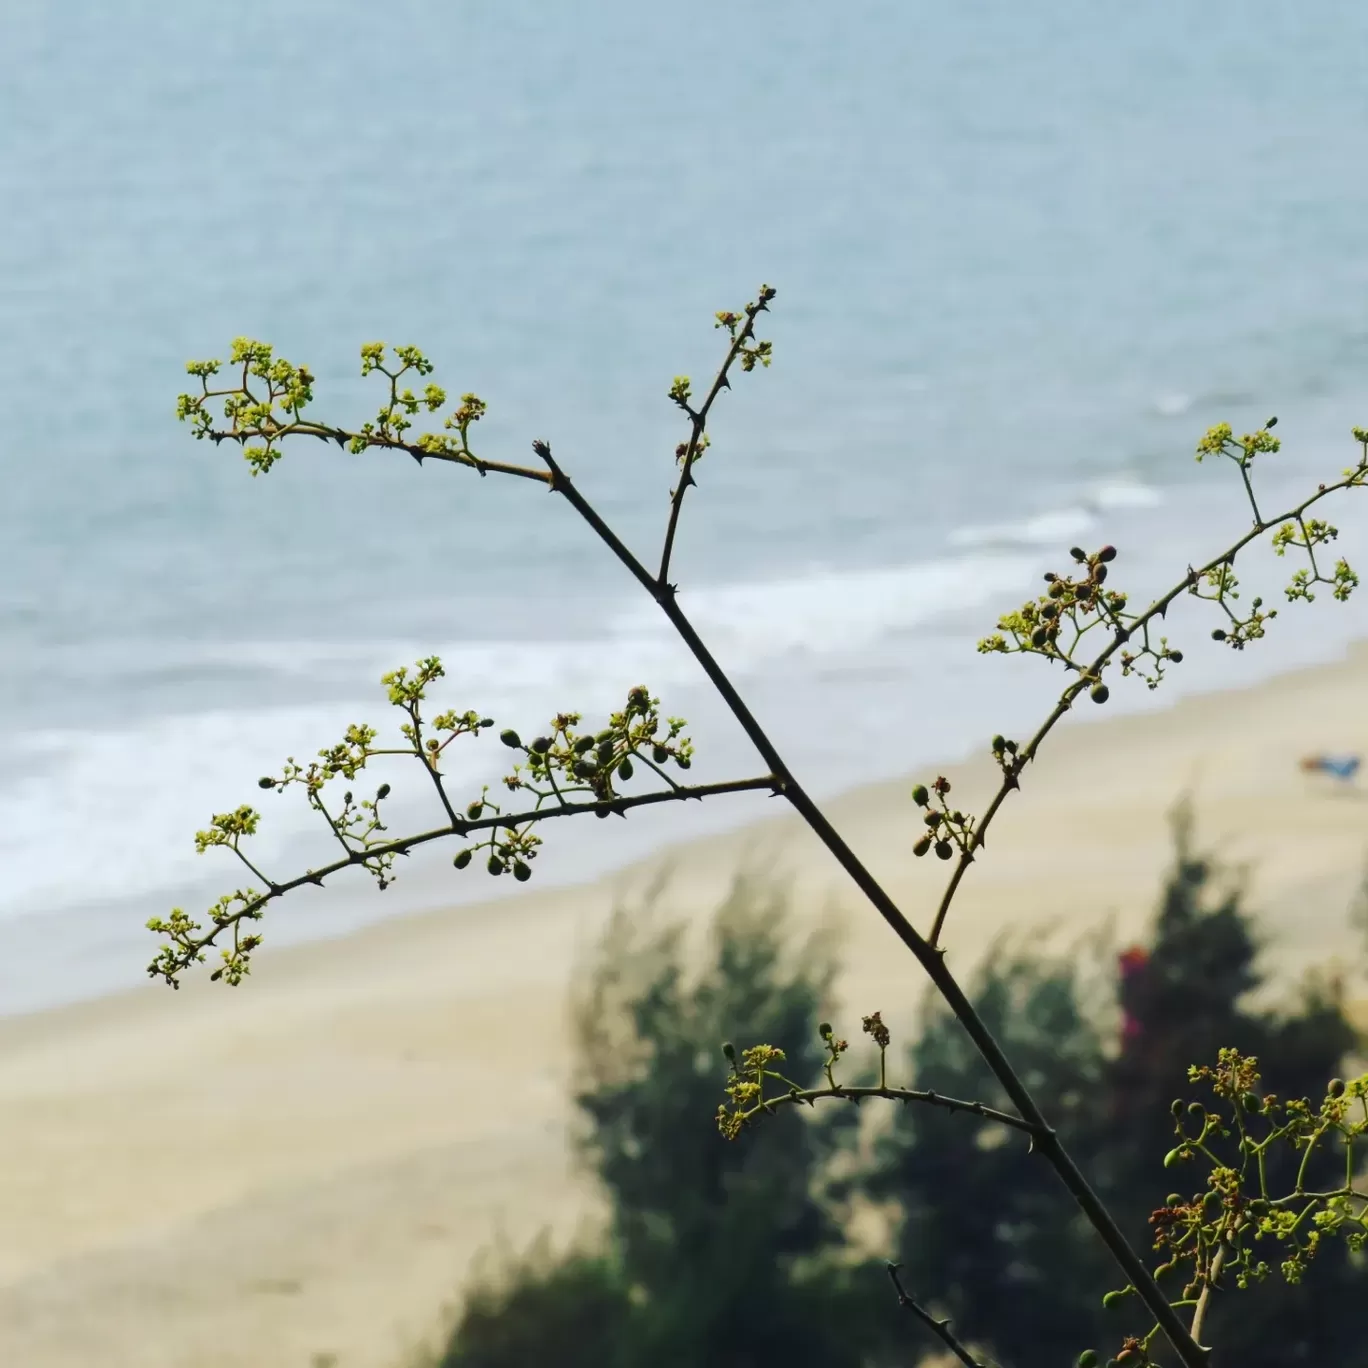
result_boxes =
[433,878,874,1368]
[429,1240,630,1368]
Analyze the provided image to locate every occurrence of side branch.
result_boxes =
[733,1083,1038,1137]
[659,285,775,585]
[928,466,1368,948]
[149,774,779,984]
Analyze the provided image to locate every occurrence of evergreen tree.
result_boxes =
[433,876,873,1368]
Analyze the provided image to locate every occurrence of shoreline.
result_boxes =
[3,641,1368,1365]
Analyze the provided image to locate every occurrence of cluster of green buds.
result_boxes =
[177,337,492,477]
[1078,1049,1368,1368]
[910,776,976,861]
[716,1042,798,1141]
[978,544,1136,698]
[498,685,693,806]
[712,282,776,371]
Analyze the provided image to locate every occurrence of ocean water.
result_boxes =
[4,1,1368,1014]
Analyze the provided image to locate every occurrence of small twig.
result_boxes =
[737,1083,1039,1136]
[887,1263,997,1368]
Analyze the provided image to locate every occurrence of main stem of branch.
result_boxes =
[540,454,1208,1368]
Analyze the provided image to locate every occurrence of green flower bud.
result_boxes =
[452,848,472,869]
[722,1040,737,1061]
[1047,580,1065,598]
[529,736,552,754]
[499,728,521,749]
[1077,1352,1099,1368]
[1170,1099,1183,1118]
[1163,1146,1186,1169]
[911,783,930,806]
[1101,1289,1126,1309]
[479,718,495,729]
[1069,546,1087,562]
[376,783,391,799]
[343,791,353,806]
[818,1022,832,1039]
[467,800,484,819]
[1328,1077,1346,1097]
[991,734,1005,751]
[1165,1193,1182,1206]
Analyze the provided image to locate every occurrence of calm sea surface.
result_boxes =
[4,1,1368,1012]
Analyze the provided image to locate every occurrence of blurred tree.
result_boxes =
[873,801,1363,1367]
[432,876,876,1368]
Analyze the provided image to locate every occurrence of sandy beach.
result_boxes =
[3,645,1368,1368]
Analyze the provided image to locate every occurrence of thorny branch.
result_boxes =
[887,1263,999,1368]
[167,289,1368,1368]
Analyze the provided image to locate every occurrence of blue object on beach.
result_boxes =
[1303,755,1361,780]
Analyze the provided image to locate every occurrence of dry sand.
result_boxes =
[3,645,1368,1367]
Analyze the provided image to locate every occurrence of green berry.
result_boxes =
[452,849,472,869]
[499,728,521,749]
[911,783,930,806]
